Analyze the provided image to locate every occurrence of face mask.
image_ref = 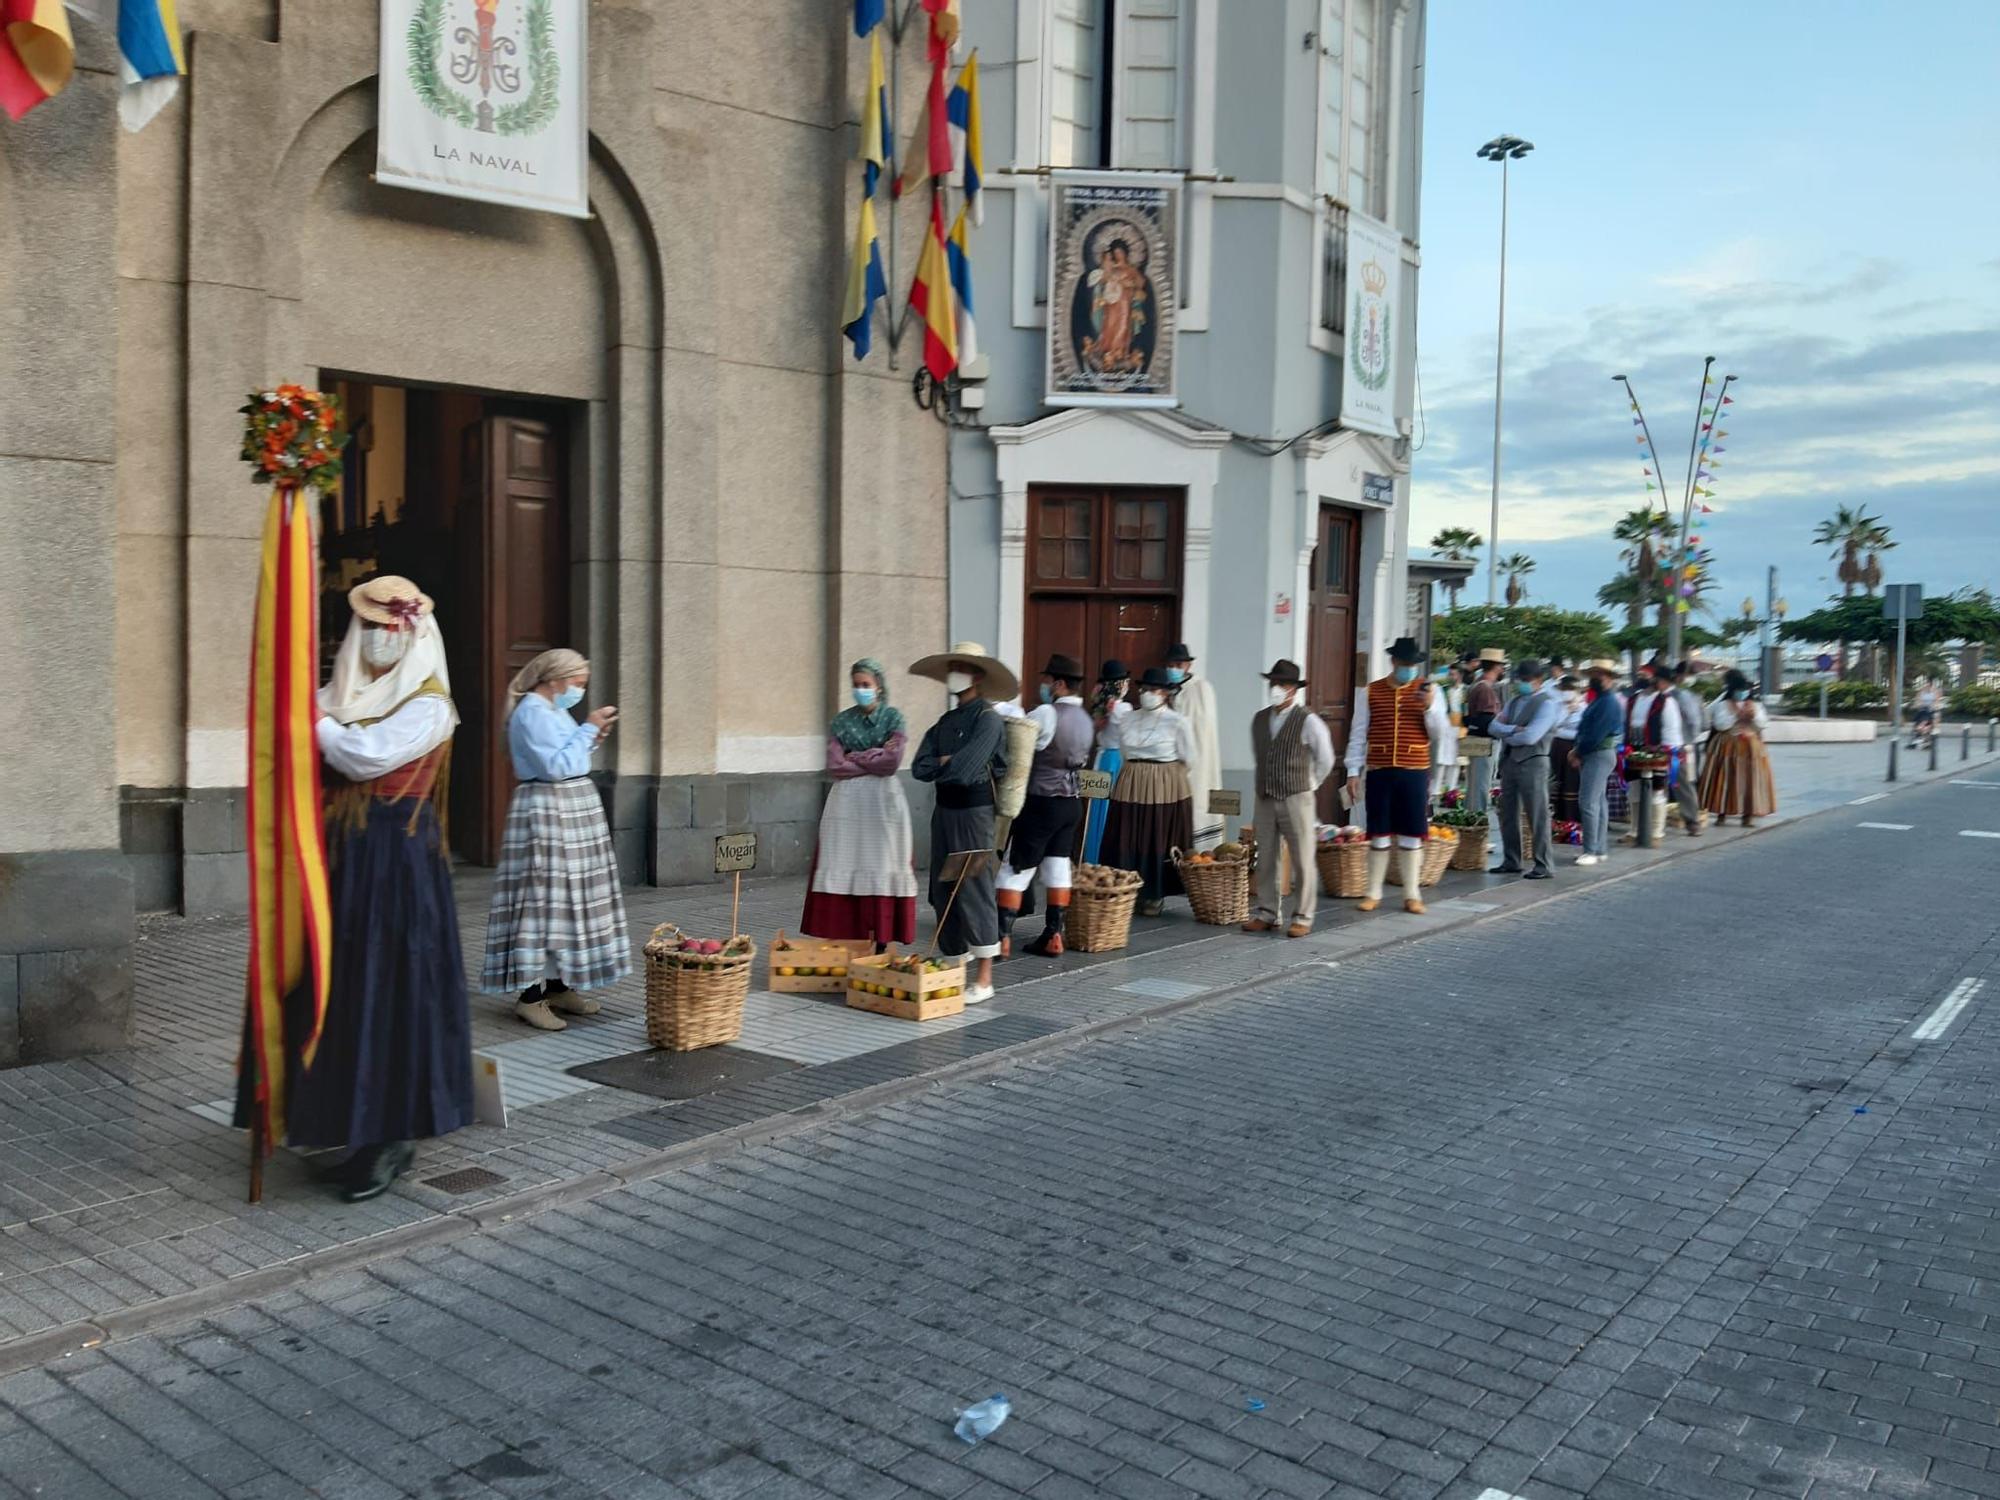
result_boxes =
[1393,666,1418,685]
[1269,686,1293,709]
[361,628,409,669]
[945,671,974,696]
[1038,683,1054,705]
[852,685,877,707]
[553,684,584,712]
[1166,668,1187,684]
[1514,681,1535,697]
[1730,689,1749,702]
[1140,691,1165,711]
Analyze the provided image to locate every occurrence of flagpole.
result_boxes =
[1666,356,1716,663]
[1616,375,1673,669]
[884,12,902,368]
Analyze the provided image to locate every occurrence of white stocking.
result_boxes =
[1396,845,1423,896]
[1364,846,1390,900]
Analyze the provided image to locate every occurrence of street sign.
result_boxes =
[1883,583,1924,621]
[1207,789,1243,816]
[713,832,758,874]
[1815,653,1835,674]
[1361,472,1395,506]
[1076,769,1114,799]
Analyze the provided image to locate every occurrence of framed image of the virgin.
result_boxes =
[1046,171,1181,409]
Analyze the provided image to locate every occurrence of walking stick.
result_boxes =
[246,1033,263,1205]
[927,850,987,961]
[731,870,742,943]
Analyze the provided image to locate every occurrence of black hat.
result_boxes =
[1041,653,1085,684]
[1513,658,1546,681]
[1262,658,1306,686]
[1165,642,1195,663]
[1139,666,1180,690]
[1387,636,1426,665]
[1099,659,1130,682]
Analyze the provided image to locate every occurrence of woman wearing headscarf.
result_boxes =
[236,576,472,1203]
[481,648,630,1031]
[1698,669,1777,826]
[801,658,918,948]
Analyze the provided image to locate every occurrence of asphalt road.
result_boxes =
[3,774,1999,1500]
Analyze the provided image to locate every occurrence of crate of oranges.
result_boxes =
[846,952,967,1021]
[767,932,874,994]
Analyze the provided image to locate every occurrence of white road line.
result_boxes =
[1913,978,1986,1041]
[1961,830,2000,839]
[1950,780,2000,788]
[1850,792,1890,805]
[1856,821,1914,831]
[1474,1491,1531,1500]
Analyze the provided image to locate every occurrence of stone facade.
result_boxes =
[0,1,949,1062]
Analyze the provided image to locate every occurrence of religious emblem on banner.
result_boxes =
[1349,257,1391,393]
[1336,211,1404,438]
[408,0,558,136]
[1046,171,1181,409]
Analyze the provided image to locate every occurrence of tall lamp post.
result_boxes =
[1478,134,1534,608]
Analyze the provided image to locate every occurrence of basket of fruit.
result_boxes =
[1623,749,1671,778]
[847,952,967,1021]
[1315,824,1372,898]
[643,924,756,1050]
[1068,864,1144,952]
[1173,842,1251,926]
[1431,805,1490,871]
[1387,826,1457,887]
[767,932,873,994]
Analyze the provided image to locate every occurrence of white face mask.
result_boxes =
[945,670,974,696]
[1139,691,1165,711]
[361,628,409,669]
[1269,686,1294,709]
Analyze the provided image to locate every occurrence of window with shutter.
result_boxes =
[1049,0,1105,170]
[1044,0,1184,171]
[1116,0,1182,170]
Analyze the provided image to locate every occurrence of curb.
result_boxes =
[6,754,1994,1377]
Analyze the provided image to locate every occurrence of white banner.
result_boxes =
[1338,211,1403,438]
[1046,171,1181,410]
[376,0,589,219]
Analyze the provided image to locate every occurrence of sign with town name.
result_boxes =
[377,0,589,219]
[1338,211,1404,439]
[1076,769,1115,800]
[1207,789,1243,817]
[713,832,758,874]
[1046,171,1181,409]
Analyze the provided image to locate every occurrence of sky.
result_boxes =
[1409,1,2000,627]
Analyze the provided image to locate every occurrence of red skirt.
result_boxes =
[800,845,916,945]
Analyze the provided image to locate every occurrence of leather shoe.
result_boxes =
[547,988,601,1017]
[339,1141,415,1204]
[1285,921,1311,939]
[1523,869,1553,881]
[1241,918,1276,933]
[1356,897,1381,912]
[1490,864,1525,875]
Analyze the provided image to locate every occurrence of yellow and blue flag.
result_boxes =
[860,31,891,199]
[115,0,186,131]
[947,53,983,226]
[841,196,888,360]
[854,0,885,36]
[948,205,978,370]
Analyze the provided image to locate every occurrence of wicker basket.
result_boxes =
[643,924,755,1051]
[1445,824,1490,871]
[1386,837,1454,888]
[1316,840,1372,899]
[1068,865,1143,952]
[1173,849,1250,926]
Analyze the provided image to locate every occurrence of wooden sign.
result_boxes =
[938,848,998,882]
[713,832,758,874]
[1076,769,1115,800]
[1207,788,1242,816]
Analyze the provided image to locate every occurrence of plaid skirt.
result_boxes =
[480,779,632,993]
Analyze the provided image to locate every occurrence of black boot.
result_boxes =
[338,1141,415,1203]
[1024,900,1069,957]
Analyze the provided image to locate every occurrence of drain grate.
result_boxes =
[421,1166,509,1195]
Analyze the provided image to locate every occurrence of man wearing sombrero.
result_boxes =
[909,642,1017,1004]
[1342,637,1453,915]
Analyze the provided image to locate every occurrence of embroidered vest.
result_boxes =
[1365,677,1432,770]
[325,676,456,844]
[1252,706,1313,799]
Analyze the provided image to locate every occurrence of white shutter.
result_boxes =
[1346,0,1378,213]
[1318,0,1344,198]
[1050,0,1105,168]
[1115,0,1182,169]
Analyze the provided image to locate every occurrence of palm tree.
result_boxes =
[1813,507,1896,678]
[1498,552,1536,607]
[1428,527,1482,611]
[1608,508,1673,664]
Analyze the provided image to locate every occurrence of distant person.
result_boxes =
[1670,662,1707,835]
[1486,659,1561,879]
[1082,659,1132,865]
[996,655,1094,957]
[1242,656,1335,936]
[1101,668,1197,917]
[1165,644,1224,850]
[1624,660,1686,844]
[1571,660,1625,866]
[1549,673,1584,825]
[1700,669,1777,826]
[801,656,918,953]
[1462,649,1506,816]
[1340,640,1452,917]
[1913,680,1941,746]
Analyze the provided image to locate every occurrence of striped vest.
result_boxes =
[1365,677,1432,770]
[1252,706,1312,799]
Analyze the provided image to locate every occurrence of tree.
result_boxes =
[1811,506,1896,678]
[1430,605,1614,667]
[1780,589,2000,698]
[1427,527,1482,612]
[1497,552,1536,607]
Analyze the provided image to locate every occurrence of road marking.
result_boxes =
[1950,780,2000,788]
[1962,830,2000,839]
[1850,792,1890,805]
[1856,821,1914,831]
[1913,978,1985,1041]
[1474,1491,1531,1500]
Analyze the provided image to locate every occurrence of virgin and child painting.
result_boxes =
[1047,174,1179,407]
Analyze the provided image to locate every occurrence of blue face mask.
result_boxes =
[1166,668,1188,684]
[1393,666,1418,685]
[852,685,878,707]
[1514,681,1535,697]
[1039,683,1054,705]
[1730,689,1749,702]
[554,684,584,712]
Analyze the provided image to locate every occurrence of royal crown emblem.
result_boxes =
[408,0,561,136]
[1358,258,1389,297]
[1349,256,1391,393]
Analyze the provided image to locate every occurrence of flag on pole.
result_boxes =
[894,57,953,197]
[923,0,962,60]
[841,196,888,359]
[947,53,983,225]
[854,0,885,35]
[859,30,891,199]
[1700,504,1714,514]
[1721,395,1734,405]
[111,0,186,131]
[910,194,958,380]
[244,484,335,1152]
[0,0,74,120]
[947,203,978,368]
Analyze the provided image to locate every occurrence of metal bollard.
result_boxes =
[1635,773,1654,847]
[1930,732,1939,771]
[1888,738,1898,783]
[1965,724,1972,761]
[1990,718,1997,752]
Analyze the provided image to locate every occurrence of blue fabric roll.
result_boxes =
[1082,746,1121,864]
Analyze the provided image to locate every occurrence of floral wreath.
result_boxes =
[239,385,349,491]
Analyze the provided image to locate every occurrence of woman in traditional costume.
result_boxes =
[801,657,918,950]
[1082,659,1132,865]
[244,576,473,1203]
[1100,666,1197,916]
[481,648,630,1031]
[1698,669,1777,826]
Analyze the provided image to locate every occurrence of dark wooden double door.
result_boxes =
[1307,503,1362,823]
[1024,487,1181,707]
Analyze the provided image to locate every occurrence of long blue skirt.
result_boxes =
[242,798,475,1150]
[1082,746,1122,864]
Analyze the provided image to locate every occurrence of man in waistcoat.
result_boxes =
[1487,658,1562,879]
[1342,637,1453,915]
[997,654,1096,957]
[1244,659,1336,937]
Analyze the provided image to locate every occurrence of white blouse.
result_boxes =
[315,697,455,781]
[1114,706,1196,765]
[1708,697,1769,733]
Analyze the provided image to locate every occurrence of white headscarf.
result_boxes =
[320,613,459,728]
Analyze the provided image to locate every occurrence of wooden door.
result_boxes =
[1025,487,1180,707]
[1308,504,1362,822]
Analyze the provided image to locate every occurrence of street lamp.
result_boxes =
[1478,134,1534,608]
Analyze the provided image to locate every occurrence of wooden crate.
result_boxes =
[846,954,967,1022]
[767,934,874,994]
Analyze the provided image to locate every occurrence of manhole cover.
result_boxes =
[421,1166,509,1195]
[568,1045,801,1101]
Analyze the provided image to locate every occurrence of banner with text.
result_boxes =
[377,0,589,219]
[1338,211,1403,438]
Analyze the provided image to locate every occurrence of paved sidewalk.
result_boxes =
[0,741,1991,1363]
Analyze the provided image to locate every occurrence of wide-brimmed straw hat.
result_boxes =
[1585,658,1621,676]
[1476,647,1507,665]
[349,575,434,626]
[907,641,1019,702]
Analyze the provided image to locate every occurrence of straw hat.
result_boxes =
[348,575,434,625]
[1476,647,1507,665]
[1585,658,1621,676]
[907,641,1020,702]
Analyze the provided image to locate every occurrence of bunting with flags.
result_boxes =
[0,0,74,120]
[947,203,978,369]
[910,193,958,380]
[947,52,983,225]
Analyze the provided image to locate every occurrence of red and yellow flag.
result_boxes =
[0,0,75,120]
[244,484,333,1150]
[909,193,958,382]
